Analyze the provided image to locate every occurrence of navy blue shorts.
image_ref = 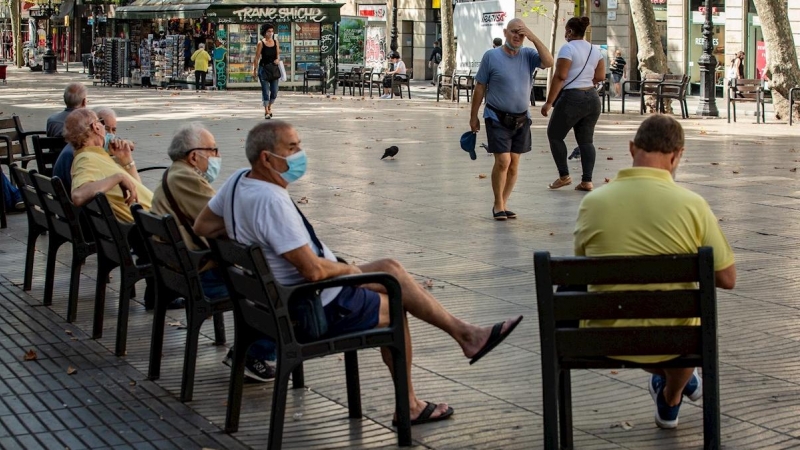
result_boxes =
[485,117,532,154]
[324,286,381,336]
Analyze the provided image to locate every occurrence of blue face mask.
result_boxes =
[268,150,307,183]
[203,156,221,183]
[103,133,115,151]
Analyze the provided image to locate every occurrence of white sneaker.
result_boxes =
[380,94,390,99]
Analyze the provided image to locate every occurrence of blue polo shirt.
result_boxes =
[474,47,542,120]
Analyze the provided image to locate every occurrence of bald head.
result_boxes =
[507,18,524,28]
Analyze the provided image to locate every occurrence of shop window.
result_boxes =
[687,0,724,85]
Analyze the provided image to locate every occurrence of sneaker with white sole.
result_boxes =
[649,374,681,429]
[683,368,703,401]
[222,348,276,383]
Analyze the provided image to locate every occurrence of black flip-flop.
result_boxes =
[504,210,517,219]
[392,401,454,427]
[492,208,507,220]
[469,316,524,365]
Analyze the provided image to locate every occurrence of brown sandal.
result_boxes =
[575,182,593,191]
[548,176,572,189]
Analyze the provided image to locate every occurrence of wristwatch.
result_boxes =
[122,161,136,170]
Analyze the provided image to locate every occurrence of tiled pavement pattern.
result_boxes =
[1,65,800,449]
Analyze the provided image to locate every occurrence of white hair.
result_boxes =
[198,43,205,49]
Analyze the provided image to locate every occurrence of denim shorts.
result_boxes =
[485,117,532,154]
[612,73,622,83]
[324,286,381,336]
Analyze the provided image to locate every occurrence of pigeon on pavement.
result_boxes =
[381,146,399,160]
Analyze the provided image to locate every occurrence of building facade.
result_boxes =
[592,0,800,90]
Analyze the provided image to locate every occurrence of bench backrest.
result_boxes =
[209,238,297,349]
[729,78,761,100]
[641,73,666,95]
[83,193,136,267]
[32,135,66,177]
[132,205,206,301]
[534,247,716,362]
[10,166,48,231]
[0,117,21,158]
[32,172,93,246]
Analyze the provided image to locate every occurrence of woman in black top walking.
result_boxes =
[253,23,281,119]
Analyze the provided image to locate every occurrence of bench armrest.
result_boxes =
[138,165,168,173]
[288,272,404,325]
[19,130,47,139]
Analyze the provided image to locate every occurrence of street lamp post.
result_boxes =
[40,0,60,74]
[695,0,719,116]
[389,0,398,69]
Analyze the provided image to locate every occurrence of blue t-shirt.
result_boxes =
[52,143,75,193]
[475,47,542,120]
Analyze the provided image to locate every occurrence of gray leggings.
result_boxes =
[547,89,602,183]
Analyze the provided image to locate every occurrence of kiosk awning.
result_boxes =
[115,0,212,20]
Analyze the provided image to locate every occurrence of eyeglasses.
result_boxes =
[187,147,219,156]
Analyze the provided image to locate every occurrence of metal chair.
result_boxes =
[454,69,474,103]
[32,135,66,178]
[10,166,49,291]
[32,173,97,323]
[727,78,763,123]
[657,74,690,119]
[302,67,326,94]
[132,204,230,402]
[391,68,412,99]
[209,238,412,449]
[83,193,155,357]
[534,247,720,450]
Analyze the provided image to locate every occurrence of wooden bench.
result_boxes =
[533,247,720,450]
[727,78,766,123]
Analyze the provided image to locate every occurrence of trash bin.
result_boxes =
[43,54,57,74]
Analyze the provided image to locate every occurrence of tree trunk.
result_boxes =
[752,0,800,122]
[629,0,669,113]
[545,0,560,93]
[441,0,456,100]
[10,0,22,67]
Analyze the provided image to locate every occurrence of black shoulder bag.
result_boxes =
[161,168,208,250]
[230,171,329,341]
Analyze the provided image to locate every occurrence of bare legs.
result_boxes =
[358,258,520,421]
[491,153,520,212]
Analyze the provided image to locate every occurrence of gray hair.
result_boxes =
[94,107,116,123]
[167,122,210,161]
[63,82,87,108]
[245,121,292,164]
[198,43,205,49]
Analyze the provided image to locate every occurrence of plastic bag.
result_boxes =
[279,60,287,82]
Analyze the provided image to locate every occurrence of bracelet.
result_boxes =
[122,161,135,170]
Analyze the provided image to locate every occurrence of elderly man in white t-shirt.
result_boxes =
[194,120,523,427]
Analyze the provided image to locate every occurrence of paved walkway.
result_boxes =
[1,65,800,449]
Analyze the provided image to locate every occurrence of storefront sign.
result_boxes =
[481,11,506,26]
[208,6,341,24]
[756,41,767,79]
[357,5,386,20]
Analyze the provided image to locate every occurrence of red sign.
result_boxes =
[698,6,720,14]
[756,41,767,79]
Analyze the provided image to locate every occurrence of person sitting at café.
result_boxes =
[150,122,277,380]
[380,52,406,99]
[193,120,524,425]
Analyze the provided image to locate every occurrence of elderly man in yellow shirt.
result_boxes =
[65,107,157,308]
[574,114,736,430]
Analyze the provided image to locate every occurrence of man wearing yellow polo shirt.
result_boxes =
[573,114,736,430]
[65,108,153,221]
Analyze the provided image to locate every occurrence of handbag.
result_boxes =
[261,62,281,82]
[230,171,329,341]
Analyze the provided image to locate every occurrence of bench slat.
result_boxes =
[552,290,701,320]
[548,254,699,285]
[555,326,702,357]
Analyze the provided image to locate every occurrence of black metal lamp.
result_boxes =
[695,0,719,116]
[39,0,61,73]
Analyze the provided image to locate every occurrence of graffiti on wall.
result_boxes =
[213,28,228,90]
[364,26,386,73]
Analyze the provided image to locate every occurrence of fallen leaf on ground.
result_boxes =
[549,232,555,236]
[606,157,614,160]
[167,321,183,327]
[446,126,454,129]
[67,366,78,375]
[711,162,719,165]
[477,174,487,179]
[604,178,611,183]
[598,147,610,150]
[732,170,740,174]
[422,279,435,289]
[334,193,341,196]
[699,130,708,135]
[129,381,137,386]
[65,330,73,335]
[368,181,375,185]
[23,349,37,361]
[297,197,309,204]
[610,370,619,375]
[609,421,634,430]
[792,168,798,173]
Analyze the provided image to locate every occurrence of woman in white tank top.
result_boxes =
[541,17,605,192]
